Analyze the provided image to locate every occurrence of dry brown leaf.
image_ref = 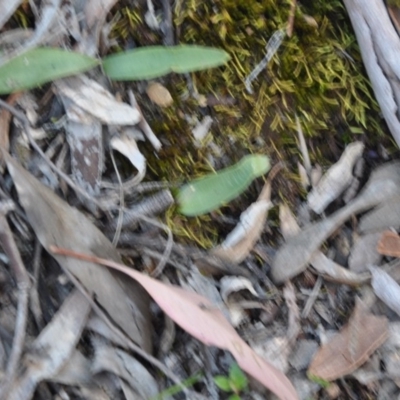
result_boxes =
[4,152,152,352]
[308,298,388,381]
[377,230,400,258]
[51,247,299,400]
[146,82,173,107]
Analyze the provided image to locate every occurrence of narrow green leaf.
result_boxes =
[229,364,248,391]
[0,48,99,94]
[103,45,230,81]
[214,376,232,392]
[177,155,270,216]
[228,395,242,400]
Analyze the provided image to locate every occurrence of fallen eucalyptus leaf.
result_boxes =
[308,298,388,381]
[103,45,230,81]
[0,48,99,94]
[178,154,270,216]
[50,247,299,400]
[307,142,364,214]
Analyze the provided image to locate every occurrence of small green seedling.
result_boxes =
[214,363,248,400]
[177,154,270,216]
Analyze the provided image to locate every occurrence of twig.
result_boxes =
[0,203,31,398]
[110,149,124,247]
[0,98,105,211]
[301,276,322,319]
[29,239,44,329]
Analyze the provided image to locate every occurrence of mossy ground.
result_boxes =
[12,0,393,248]
[108,0,394,248]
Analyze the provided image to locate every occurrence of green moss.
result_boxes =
[108,0,387,247]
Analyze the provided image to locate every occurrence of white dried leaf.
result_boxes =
[307,141,364,214]
[56,75,141,125]
[370,266,400,317]
[111,134,146,184]
[220,276,258,303]
[213,200,272,263]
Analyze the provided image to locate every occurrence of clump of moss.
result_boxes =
[108,0,388,247]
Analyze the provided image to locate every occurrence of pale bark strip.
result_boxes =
[344,0,400,147]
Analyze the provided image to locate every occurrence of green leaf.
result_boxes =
[177,155,270,216]
[214,376,232,392]
[229,363,248,391]
[0,48,99,94]
[103,45,230,81]
[228,395,242,400]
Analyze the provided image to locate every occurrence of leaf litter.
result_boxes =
[1,1,400,400]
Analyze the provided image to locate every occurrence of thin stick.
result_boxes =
[0,98,105,211]
[0,206,30,398]
[110,149,124,247]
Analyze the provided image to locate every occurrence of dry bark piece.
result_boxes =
[4,152,152,352]
[308,298,388,381]
[59,95,103,196]
[343,0,400,147]
[377,231,400,258]
[272,162,400,284]
[307,141,364,214]
[146,82,173,107]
